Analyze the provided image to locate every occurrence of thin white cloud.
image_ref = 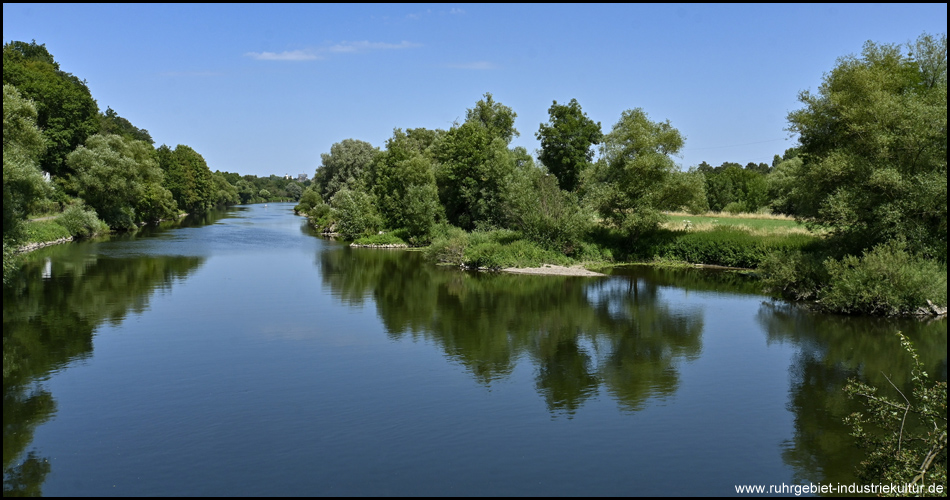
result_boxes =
[244,50,321,61]
[449,8,465,15]
[326,40,421,53]
[446,61,498,70]
[246,41,420,61]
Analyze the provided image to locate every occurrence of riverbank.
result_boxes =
[502,264,606,276]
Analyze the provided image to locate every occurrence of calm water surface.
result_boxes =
[3,203,946,496]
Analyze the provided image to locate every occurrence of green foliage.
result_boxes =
[425,227,569,269]
[329,188,380,240]
[3,40,100,178]
[761,240,947,315]
[371,129,443,240]
[759,249,829,302]
[536,98,603,192]
[844,333,947,494]
[211,171,240,206]
[352,232,407,246]
[56,203,108,238]
[156,144,215,214]
[294,186,323,214]
[3,84,50,240]
[21,218,71,243]
[786,32,947,259]
[98,107,153,145]
[697,162,769,213]
[314,138,379,200]
[502,163,593,255]
[588,108,704,239]
[67,134,177,229]
[645,228,816,269]
[435,99,523,230]
[820,241,947,316]
[285,181,303,201]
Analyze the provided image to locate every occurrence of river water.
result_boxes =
[3,203,946,496]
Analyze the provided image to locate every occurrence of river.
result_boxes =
[3,203,946,496]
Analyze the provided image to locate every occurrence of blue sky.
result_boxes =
[4,4,947,178]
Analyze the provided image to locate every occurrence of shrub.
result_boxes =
[650,228,815,268]
[819,241,947,316]
[844,333,947,490]
[329,189,380,240]
[57,204,109,238]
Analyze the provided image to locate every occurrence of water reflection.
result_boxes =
[2,250,204,496]
[756,302,948,485]
[317,247,704,415]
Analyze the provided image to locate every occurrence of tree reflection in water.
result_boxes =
[317,247,704,416]
[756,301,947,486]
[2,249,204,496]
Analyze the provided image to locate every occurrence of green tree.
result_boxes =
[435,94,521,230]
[156,145,215,214]
[330,188,380,239]
[3,41,100,180]
[588,108,705,238]
[3,84,49,240]
[285,182,303,201]
[66,134,177,229]
[313,139,379,200]
[536,98,603,192]
[371,128,443,239]
[786,32,947,259]
[98,107,153,145]
[211,171,240,206]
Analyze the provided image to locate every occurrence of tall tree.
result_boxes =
[536,98,603,192]
[156,144,215,214]
[786,32,947,258]
[435,94,521,230]
[2,41,100,180]
[588,108,704,238]
[313,139,379,200]
[3,84,49,239]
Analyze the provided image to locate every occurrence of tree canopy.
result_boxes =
[536,98,603,192]
[786,32,947,259]
[588,108,705,238]
[3,40,100,179]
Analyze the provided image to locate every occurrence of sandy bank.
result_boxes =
[501,264,606,277]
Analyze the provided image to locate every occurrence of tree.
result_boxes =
[786,32,947,259]
[435,94,521,230]
[588,108,705,238]
[285,181,303,201]
[99,107,153,145]
[3,84,49,240]
[156,144,215,214]
[371,128,443,239]
[536,98,603,192]
[3,41,100,180]
[313,139,379,200]
[66,134,176,229]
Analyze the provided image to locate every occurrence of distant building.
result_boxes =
[284,173,292,180]
[297,173,308,182]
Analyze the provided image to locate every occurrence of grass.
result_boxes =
[662,211,818,236]
[21,219,72,244]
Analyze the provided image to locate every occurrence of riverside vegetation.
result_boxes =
[3,41,316,283]
[295,33,946,320]
[5,33,946,492]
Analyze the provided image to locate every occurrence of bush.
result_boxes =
[649,228,815,268]
[57,204,108,238]
[329,189,380,240]
[759,249,829,301]
[820,241,947,316]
